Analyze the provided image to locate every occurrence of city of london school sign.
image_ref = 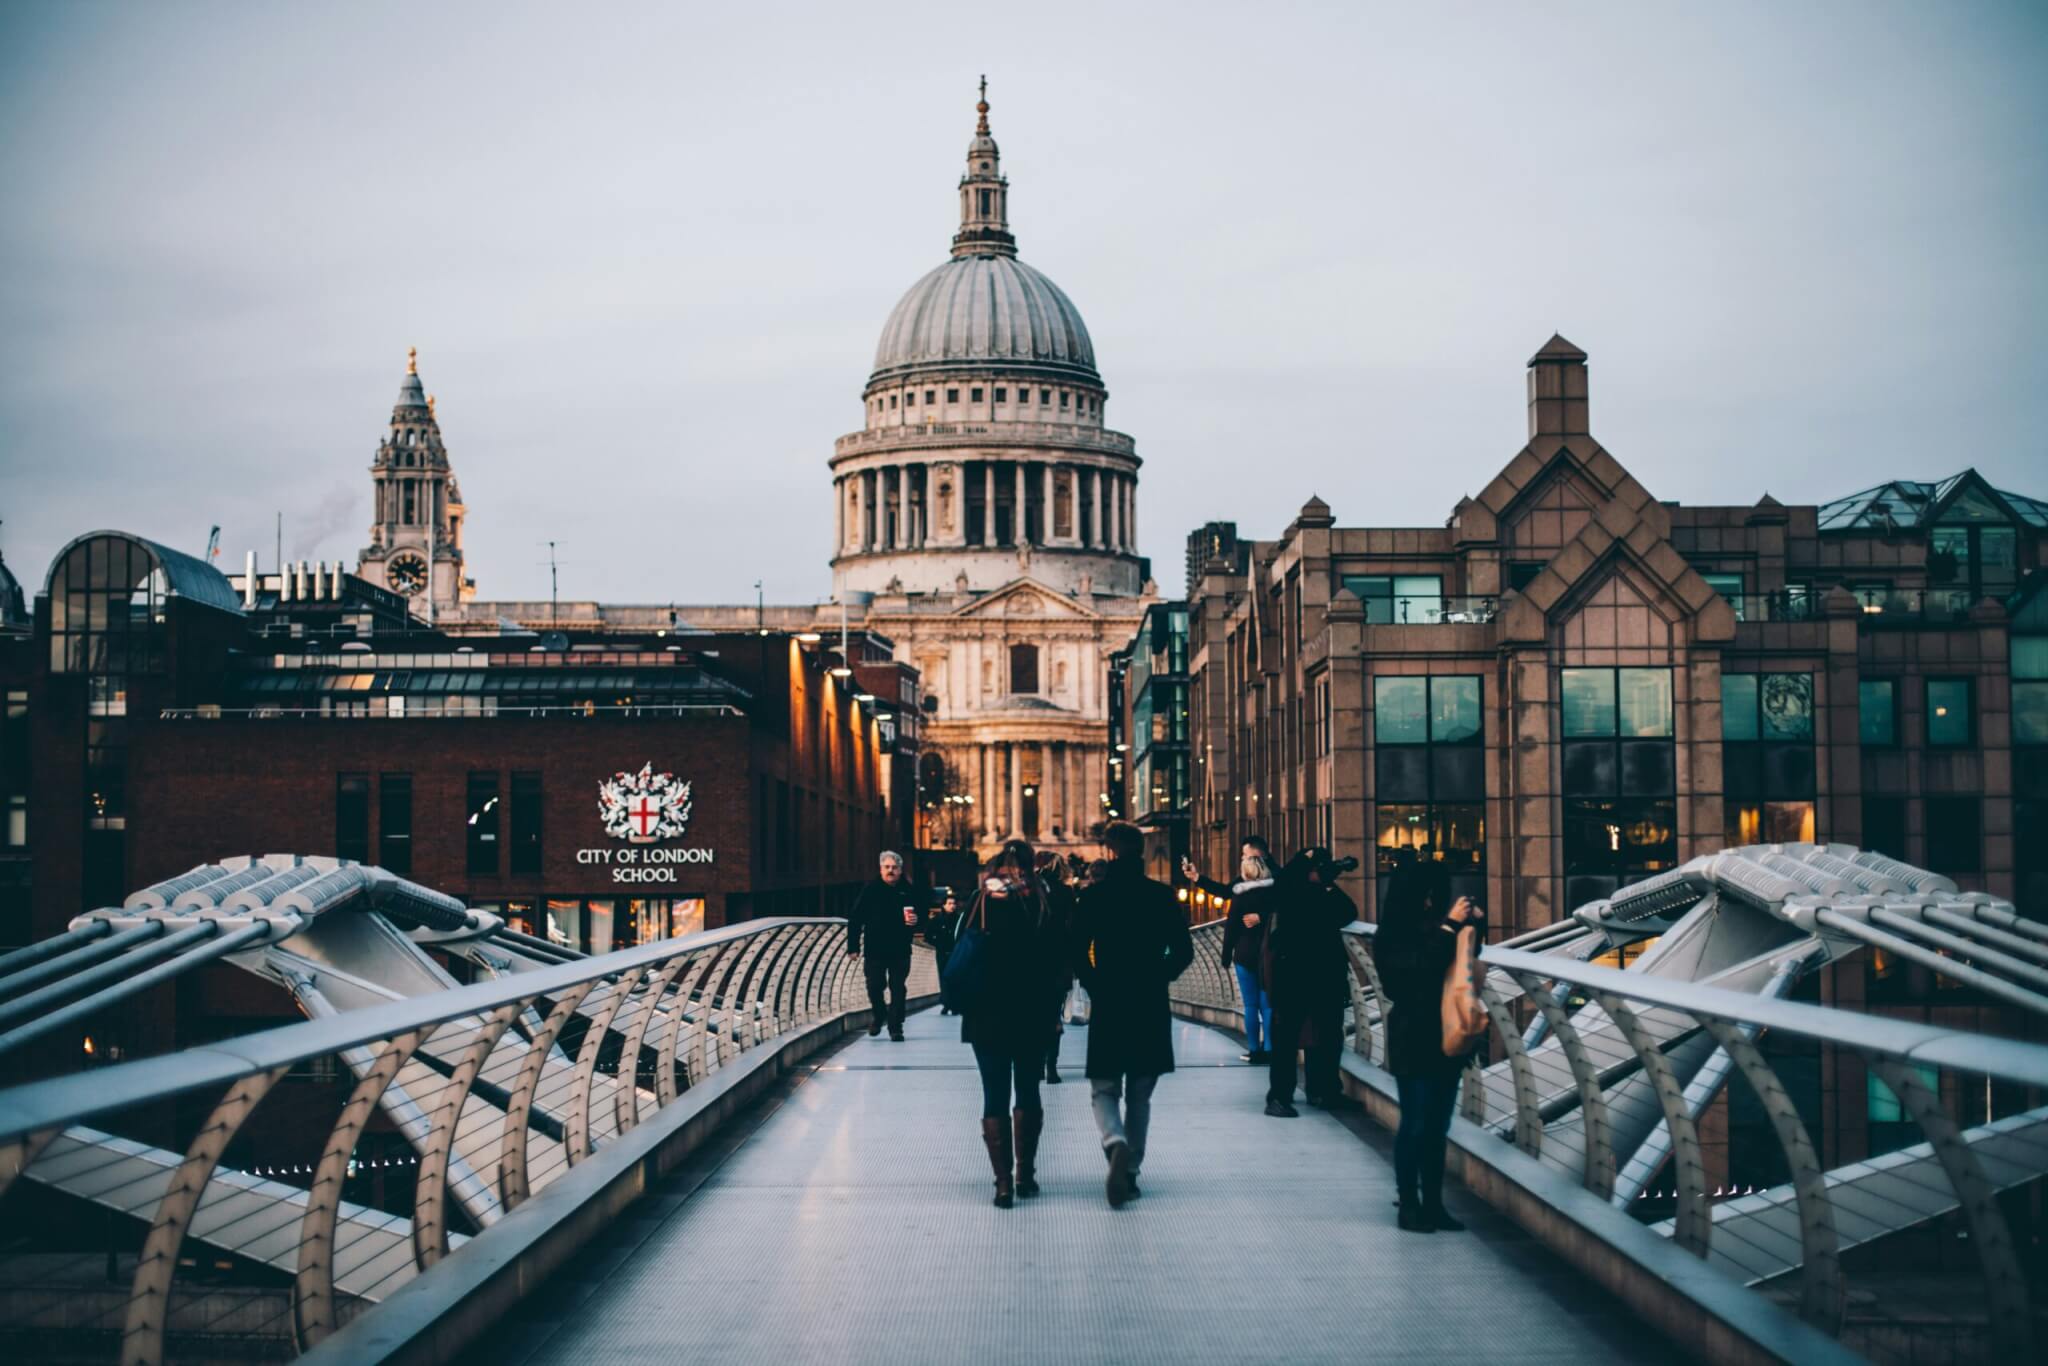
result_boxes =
[579,762,716,882]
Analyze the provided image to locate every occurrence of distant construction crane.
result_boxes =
[204,525,221,561]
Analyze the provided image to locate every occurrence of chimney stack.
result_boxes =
[243,551,257,609]
[1527,334,1589,440]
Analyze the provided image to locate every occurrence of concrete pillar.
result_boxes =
[1014,463,1027,546]
[1108,474,1121,550]
[1048,742,1065,838]
[1090,468,1103,547]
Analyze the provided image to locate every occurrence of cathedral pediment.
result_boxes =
[949,578,1099,620]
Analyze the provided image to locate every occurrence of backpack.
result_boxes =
[1440,924,1488,1057]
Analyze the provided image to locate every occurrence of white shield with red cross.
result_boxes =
[598,763,692,844]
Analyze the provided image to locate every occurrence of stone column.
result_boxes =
[1064,743,1079,836]
[1043,464,1057,545]
[895,464,911,549]
[1014,463,1028,546]
[1127,477,1137,551]
[1109,474,1122,550]
[980,744,995,838]
[1048,742,1065,838]
[1089,469,1103,548]
[984,463,997,545]
[1008,742,1022,839]
[834,477,846,553]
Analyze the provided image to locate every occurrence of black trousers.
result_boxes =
[864,949,910,1032]
[1267,996,1342,1103]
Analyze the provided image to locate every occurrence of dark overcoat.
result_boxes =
[1373,864,1479,1076]
[1071,862,1195,1078]
[957,880,1063,1056]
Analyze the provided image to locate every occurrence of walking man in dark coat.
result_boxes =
[1264,848,1360,1117]
[845,850,924,1040]
[1072,821,1194,1207]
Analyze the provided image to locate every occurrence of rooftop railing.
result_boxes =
[832,421,1138,458]
[1362,594,1498,625]
[160,703,746,721]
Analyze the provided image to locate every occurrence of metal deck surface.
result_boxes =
[464,1009,1659,1365]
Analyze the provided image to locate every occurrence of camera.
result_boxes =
[1320,853,1360,877]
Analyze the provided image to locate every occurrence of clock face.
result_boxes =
[387,553,429,597]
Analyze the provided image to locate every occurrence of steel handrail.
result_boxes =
[0,915,836,1139]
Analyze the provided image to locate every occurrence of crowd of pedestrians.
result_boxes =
[853,822,1476,1231]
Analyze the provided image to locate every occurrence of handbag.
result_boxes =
[1440,924,1488,1057]
[940,895,994,1015]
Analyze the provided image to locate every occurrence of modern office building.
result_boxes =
[1107,600,1192,879]
[1186,335,2046,941]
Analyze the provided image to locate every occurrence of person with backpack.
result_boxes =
[1373,848,1485,1233]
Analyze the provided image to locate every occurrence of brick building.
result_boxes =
[1185,336,2046,939]
[4,529,908,1049]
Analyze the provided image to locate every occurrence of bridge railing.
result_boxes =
[0,917,919,1365]
[1172,916,2048,1357]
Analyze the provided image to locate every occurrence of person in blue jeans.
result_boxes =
[1217,851,1276,1061]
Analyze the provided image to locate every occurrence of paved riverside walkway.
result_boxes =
[463,1008,1659,1366]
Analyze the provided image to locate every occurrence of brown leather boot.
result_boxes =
[1013,1107,1044,1198]
[981,1117,1014,1208]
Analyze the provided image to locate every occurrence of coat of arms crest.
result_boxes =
[598,763,693,844]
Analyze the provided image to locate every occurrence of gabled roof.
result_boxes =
[1816,470,2048,532]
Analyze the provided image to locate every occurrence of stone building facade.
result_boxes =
[355,348,471,618]
[410,87,1156,859]
[1186,335,2047,938]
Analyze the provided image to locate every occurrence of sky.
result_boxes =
[2,1,2044,603]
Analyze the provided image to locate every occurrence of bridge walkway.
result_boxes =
[462,1009,1657,1365]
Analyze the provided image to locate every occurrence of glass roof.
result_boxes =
[1815,471,2048,532]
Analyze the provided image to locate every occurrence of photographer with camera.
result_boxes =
[1373,847,1482,1232]
[1262,846,1360,1118]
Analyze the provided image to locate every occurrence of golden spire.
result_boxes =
[407,346,418,375]
[975,75,989,135]
[428,394,437,416]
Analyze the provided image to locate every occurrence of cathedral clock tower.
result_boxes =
[357,348,470,615]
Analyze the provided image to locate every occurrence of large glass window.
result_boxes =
[1702,572,1745,620]
[467,772,500,875]
[336,774,370,862]
[1859,680,1896,747]
[1723,673,1815,848]
[1562,667,1676,903]
[1925,797,1980,873]
[510,772,543,876]
[1926,679,1973,747]
[379,774,412,875]
[1373,676,1484,904]
[1341,573,1445,624]
[2012,637,2048,747]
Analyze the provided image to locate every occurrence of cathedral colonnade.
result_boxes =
[833,460,1139,556]
[961,739,1100,846]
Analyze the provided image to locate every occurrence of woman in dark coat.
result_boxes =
[1218,852,1278,1062]
[1262,848,1359,1117]
[1373,849,1483,1232]
[958,840,1064,1208]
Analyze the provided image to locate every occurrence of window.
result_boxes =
[994,387,1007,403]
[1925,797,1980,873]
[511,772,543,876]
[1340,574,1445,624]
[925,390,936,405]
[1560,668,1676,902]
[4,795,24,849]
[1862,796,1907,862]
[889,394,897,408]
[378,774,412,875]
[1722,673,1815,846]
[1059,391,1069,408]
[1859,680,1896,746]
[1926,679,1972,747]
[336,774,370,862]
[1868,1062,1940,1157]
[970,387,983,402]
[467,773,499,875]
[2012,637,2048,746]
[946,388,959,403]
[1009,643,1040,695]
[1373,676,1484,899]
[1702,572,1746,619]
[1040,388,1050,405]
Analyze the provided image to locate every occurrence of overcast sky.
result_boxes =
[3,2,2044,603]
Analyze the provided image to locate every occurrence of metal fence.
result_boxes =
[0,918,927,1365]
[1171,917,2048,1356]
